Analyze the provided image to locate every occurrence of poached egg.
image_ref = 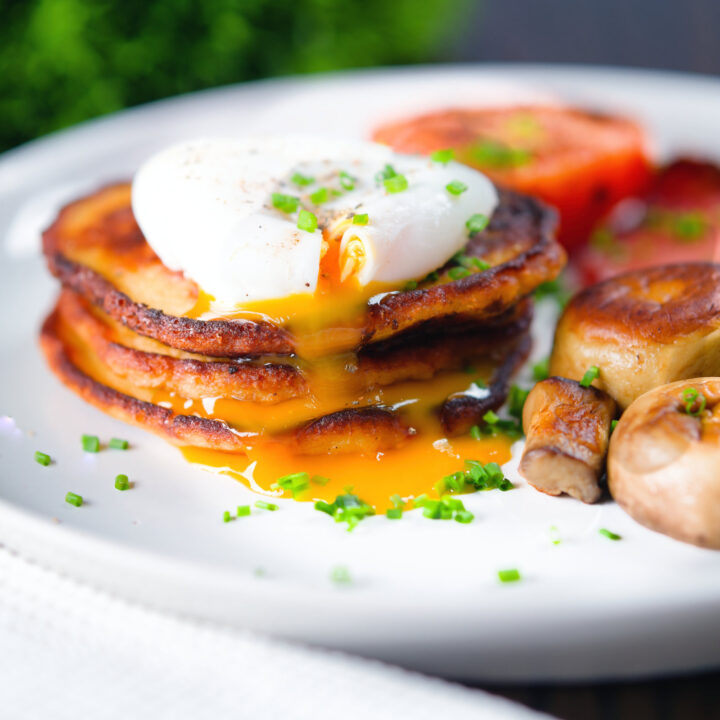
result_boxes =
[132,137,498,308]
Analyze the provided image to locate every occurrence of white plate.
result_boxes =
[2,65,720,683]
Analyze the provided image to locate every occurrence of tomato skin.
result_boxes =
[373,105,653,252]
[575,160,720,286]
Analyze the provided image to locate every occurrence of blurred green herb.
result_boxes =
[0,0,470,152]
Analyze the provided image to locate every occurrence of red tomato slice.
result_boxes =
[575,159,720,286]
[373,106,652,252]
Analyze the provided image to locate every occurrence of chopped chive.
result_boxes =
[610,419,618,433]
[65,492,83,507]
[412,494,429,508]
[452,251,489,271]
[465,213,489,237]
[422,500,444,520]
[532,358,550,381]
[446,180,468,195]
[508,385,529,419]
[384,174,408,194]
[114,474,130,491]
[549,525,562,545]
[682,387,707,416]
[108,437,129,450]
[34,451,51,466]
[579,365,600,388]
[386,508,403,519]
[442,471,466,493]
[465,460,513,491]
[275,471,310,489]
[223,510,233,523]
[375,164,397,183]
[471,141,531,168]
[423,269,440,283]
[469,256,490,271]
[331,566,352,584]
[483,410,499,425]
[598,527,622,541]
[470,425,482,440]
[271,192,300,214]
[448,266,471,280]
[291,171,315,187]
[314,500,335,516]
[309,187,328,205]
[455,510,474,524]
[403,279,419,291]
[390,494,407,509]
[237,505,251,517]
[297,209,318,233]
[498,568,521,583]
[311,474,331,486]
[255,500,279,511]
[431,148,454,165]
[673,212,705,240]
[339,170,356,191]
[81,434,100,453]
[351,213,369,226]
[316,493,374,531]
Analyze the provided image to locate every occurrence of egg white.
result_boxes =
[132,137,497,305]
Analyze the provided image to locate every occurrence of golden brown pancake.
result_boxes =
[551,263,720,408]
[40,297,530,455]
[43,183,563,357]
[55,289,532,403]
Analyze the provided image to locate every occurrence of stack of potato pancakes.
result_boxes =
[40,182,564,457]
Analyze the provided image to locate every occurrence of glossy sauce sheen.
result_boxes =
[160,362,513,511]
[182,434,512,512]
[58,300,513,511]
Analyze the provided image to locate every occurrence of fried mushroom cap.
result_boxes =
[519,377,617,503]
[608,377,720,549]
[550,264,720,409]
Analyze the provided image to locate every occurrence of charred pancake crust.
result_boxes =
[56,289,305,402]
[290,408,412,455]
[439,331,532,434]
[45,251,294,357]
[363,190,563,345]
[40,310,249,452]
[41,296,530,454]
[561,263,720,345]
[43,183,562,357]
[41,307,418,454]
[55,288,533,402]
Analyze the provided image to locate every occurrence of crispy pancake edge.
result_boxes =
[40,302,530,454]
[43,184,562,357]
[58,288,533,402]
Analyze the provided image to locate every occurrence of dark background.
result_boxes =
[3,0,720,154]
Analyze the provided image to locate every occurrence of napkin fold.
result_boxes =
[0,546,550,720]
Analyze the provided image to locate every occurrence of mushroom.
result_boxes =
[519,377,617,503]
[550,264,720,409]
[608,377,720,549]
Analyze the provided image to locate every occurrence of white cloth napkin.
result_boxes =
[0,546,550,720]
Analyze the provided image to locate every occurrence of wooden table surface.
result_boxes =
[475,669,720,719]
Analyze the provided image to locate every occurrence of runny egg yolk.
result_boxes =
[181,434,512,512]
[176,220,514,510]
[172,365,513,512]
[186,218,404,358]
